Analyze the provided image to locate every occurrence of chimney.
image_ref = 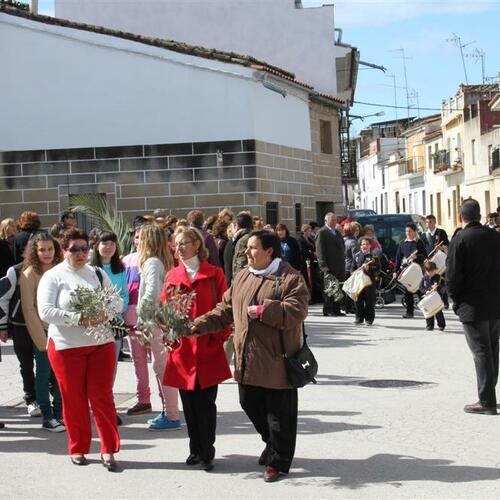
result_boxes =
[30,0,38,14]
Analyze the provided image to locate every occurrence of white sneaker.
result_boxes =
[27,402,42,417]
[42,418,66,433]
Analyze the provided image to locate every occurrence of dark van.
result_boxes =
[354,213,426,261]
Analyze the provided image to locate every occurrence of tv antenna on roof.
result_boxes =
[391,48,412,121]
[446,33,475,85]
[466,48,486,84]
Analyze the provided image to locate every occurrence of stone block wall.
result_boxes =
[0,138,330,232]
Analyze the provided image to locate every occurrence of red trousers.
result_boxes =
[48,340,120,455]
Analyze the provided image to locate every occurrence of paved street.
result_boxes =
[1,303,500,499]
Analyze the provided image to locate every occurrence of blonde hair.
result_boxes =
[137,224,173,272]
[173,226,209,261]
[218,207,234,221]
[0,218,15,239]
[226,222,236,240]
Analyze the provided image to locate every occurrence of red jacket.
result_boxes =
[161,260,232,390]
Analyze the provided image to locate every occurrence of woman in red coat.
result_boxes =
[161,226,231,472]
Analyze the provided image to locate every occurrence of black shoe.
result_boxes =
[118,350,131,361]
[402,314,414,319]
[258,447,269,466]
[353,320,363,325]
[463,402,497,415]
[186,454,200,466]
[426,326,434,331]
[201,460,214,472]
[101,455,118,472]
[116,414,122,426]
[438,326,445,331]
[0,422,5,429]
[366,321,373,326]
[322,311,331,317]
[70,455,88,466]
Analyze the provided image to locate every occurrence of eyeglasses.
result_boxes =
[175,240,193,247]
[68,245,89,254]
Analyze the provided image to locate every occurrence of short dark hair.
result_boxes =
[235,212,253,230]
[487,212,497,219]
[309,221,320,230]
[61,228,88,250]
[60,210,75,223]
[249,230,281,259]
[460,199,481,223]
[406,223,417,232]
[425,214,436,222]
[358,236,372,246]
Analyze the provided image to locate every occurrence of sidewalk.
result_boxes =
[1,303,499,499]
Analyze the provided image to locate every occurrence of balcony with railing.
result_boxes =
[398,156,425,177]
[432,149,463,175]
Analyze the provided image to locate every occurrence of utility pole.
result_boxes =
[386,74,400,152]
[446,33,475,84]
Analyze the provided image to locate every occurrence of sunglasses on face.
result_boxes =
[68,245,89,254]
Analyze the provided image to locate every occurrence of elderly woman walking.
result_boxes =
[193,230,309,482]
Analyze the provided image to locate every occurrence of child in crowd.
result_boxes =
[353,237,380,326]
[420,261,446,331]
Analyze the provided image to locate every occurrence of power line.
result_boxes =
[354,100,454,112]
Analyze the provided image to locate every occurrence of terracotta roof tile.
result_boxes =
[1,0,345,103]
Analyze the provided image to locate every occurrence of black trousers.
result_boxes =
[323,294,341,315]
[355,285,376,323]
[238,384,297,474]
[404,290,415,315]
[11,325,36,404]
[426,311,446,330]
[463,320,500,407]
[179,381,218,462]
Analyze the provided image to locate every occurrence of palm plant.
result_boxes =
[70,193,132,254]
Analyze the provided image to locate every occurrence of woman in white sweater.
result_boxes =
[37,228,123,470]
[136,223,180,431]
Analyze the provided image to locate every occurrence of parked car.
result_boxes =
[354,213,426,261]
[347,208,376,219]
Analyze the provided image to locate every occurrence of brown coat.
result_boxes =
[19,267,48,351]
[194,261,309,389]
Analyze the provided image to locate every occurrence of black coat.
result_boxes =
[446,221,500,322]
[0,239,15,278]
[395,239,427,271]
[422,228,449,254]
[315,225,345,279]
[13,230,36,263]
[279,236,302,271]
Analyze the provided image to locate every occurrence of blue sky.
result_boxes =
[39,0,499,133]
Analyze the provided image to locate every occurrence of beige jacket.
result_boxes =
[194,261,309,389]
[20,267,48,351]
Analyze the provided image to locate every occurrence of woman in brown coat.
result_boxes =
[193,230,309,483]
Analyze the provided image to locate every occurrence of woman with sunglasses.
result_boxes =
[37,228,123,470]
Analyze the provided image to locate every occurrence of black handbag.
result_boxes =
[274,271,318,388]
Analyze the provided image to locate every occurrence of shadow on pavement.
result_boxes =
[217,453,500,487]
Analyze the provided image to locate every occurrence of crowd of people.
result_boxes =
[0,201,499,480]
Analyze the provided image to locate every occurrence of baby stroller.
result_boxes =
[375,270,401,308]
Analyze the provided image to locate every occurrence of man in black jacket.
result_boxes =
[446,199,500,415]
[393,223,427,318]
[316,212,345,316]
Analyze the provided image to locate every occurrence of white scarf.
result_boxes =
[248,257,282,276]
[183,255,200,281]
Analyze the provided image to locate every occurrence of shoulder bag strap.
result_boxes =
[95,267,104,288]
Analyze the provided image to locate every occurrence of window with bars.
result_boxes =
[265,201,279,226]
